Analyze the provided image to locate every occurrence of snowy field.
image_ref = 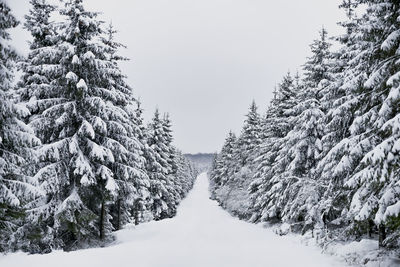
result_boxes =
[0,173,346,267]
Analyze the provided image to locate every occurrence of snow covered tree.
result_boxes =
[161,113,185,210]
[249,72,299,223]
[0,0,196,254]
[0,2,41,252]
[98,22,150,231]
[144,110,195,221]
[18,0,150,250]
[173,151,196,199]
[210,129,256,218]
[146,109,175,219]
[16,3,58,250]
[339,0,400,248]
[129,100,153,224]
[269,29,333,232]
[234,101,262,166]
[313,5,362,231]
[24,0,56,46]
[162,113,177,175]
[302,27,332,89]
[209,101,262,218]
[209,131,237,192]
[18,0,57,109]
[209,0,400,254]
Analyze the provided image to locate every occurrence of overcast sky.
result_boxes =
[8,0,345,154]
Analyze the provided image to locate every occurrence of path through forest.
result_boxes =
[0,173,346,267]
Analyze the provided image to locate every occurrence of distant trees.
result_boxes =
[210,0,400,250]
[210,130,237,192]
[210,102,262,219]
[0,0,196,253]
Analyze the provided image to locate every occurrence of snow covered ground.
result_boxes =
[0,173,346,267]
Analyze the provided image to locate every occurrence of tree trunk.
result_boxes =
[116,198,121,231]
[134,199,140,225]
[368,219,374,238]
[99,200,105,240]
[378,224,386,248]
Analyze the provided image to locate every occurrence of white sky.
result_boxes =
[8,0,346,154]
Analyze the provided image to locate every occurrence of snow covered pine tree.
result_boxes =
[0,1,41,252]
[9,0,196,253]
[210,102,262,219]
[248,73,299,223]
[210,0,400,256]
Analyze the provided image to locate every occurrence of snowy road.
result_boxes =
[0,173,345,267]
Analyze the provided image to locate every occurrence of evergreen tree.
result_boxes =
[130,100,153,224]
[19,0,57,110]
[15,1,62,252]
[341,0,400,248]
[144,110,195,221]
[235,101,262,166]
[209,101,262,218]
[0,0,198,254]
[314,3,361,230]
[248,94,282,219]
[99,22,150,231]
[209,129,256,217]
[19,0,145,250]
[249,72,298,222]
[273,29,332,231]
[160,113,180,216]
[173,151,196,199]
[0,1,41,252]
[302,27,332,89]
[162,113,177,175]
[209,0,400,254]
[209,131,237,192]
[146,109,174,220]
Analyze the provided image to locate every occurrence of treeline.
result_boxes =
[210,0,400,250]
[0,0,196,254]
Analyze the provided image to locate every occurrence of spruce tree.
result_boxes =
[0,1,41,252]
[209,101,262,218]
[160,113,180,216]
[19,0,142,250]
[146,109,174,220]
[235,101,262,166]
[16,2,60,251]
[248,95,281,221]
[302,27,332,89]
[130,100,153,224]
[274,29,331,230]
[173,150,196,199]
[209,131,237,192]
[19,0,57,112]
[341,0,400,248]
[249,73,298,222]
[307,2,365,235]
[99,22,150,231]
[313,5,360,230]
